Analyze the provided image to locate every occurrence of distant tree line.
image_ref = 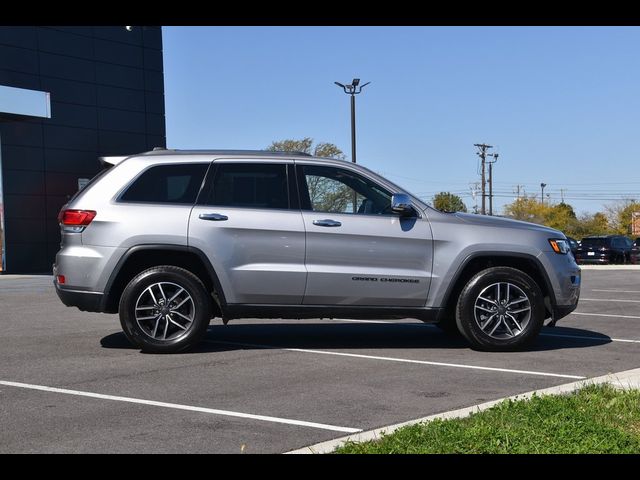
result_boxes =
[502,196,640,239]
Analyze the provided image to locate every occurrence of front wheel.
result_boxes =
[455,267,545,351]
[119,266,212,353]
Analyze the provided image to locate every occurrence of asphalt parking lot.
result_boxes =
[1,268,640,453]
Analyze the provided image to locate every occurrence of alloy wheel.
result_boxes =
[473,282,532,340]
[134,282,195,341]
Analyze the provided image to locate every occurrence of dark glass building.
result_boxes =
[0,26,166,273]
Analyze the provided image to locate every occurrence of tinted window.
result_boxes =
[581,238,608,248]
[120,163,208,204]
[299,165,392,215]
[207,163,289,209]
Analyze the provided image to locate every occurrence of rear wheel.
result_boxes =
[119,266,212,353]
[455,267,545,351]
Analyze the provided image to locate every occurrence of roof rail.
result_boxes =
[138,149,313,157]
[268,150,312,156]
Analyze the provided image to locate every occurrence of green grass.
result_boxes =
[335,384,640,454]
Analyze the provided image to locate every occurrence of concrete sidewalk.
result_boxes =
[579,265,640,270]
[286,367,640,454]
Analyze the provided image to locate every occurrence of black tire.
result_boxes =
[119,266,212,353]
[455,266,545,352]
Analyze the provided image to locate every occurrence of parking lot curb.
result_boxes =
[579,265,640,270]
[284,367,640,454]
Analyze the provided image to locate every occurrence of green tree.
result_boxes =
[266,137,346,160]
[503,195,549,224]
[546,202,578,234]
[570,212,610,238]
[432,192,467,213]
[502,196,612,238]
[605,199,640,235]
[267,138,354,212]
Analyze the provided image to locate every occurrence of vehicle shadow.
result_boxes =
[100,321,613,353]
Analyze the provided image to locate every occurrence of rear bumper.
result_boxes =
[53,264,105,312]
[55,284,105,312]
[575,257,610,264]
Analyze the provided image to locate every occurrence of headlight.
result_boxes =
[549,238,571,254]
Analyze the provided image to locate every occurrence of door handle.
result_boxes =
[199,213,228,221]
[313,219,342,227]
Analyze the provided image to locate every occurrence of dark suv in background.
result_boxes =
[630,238,640,264]
[575,235,632,264]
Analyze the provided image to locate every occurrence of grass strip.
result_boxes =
[336,384,640,453]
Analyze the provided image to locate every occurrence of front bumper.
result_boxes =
[552,302,579,323]
[541,252,580,325]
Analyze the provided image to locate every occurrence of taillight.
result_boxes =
[58,209,96,232]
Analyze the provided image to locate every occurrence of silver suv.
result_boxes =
[54,149,581,353]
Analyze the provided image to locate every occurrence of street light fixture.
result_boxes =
[334,78,370,164]
[540,183,547,205]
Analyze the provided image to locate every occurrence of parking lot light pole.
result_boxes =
[334,78,370,164]
[540,183,547,205]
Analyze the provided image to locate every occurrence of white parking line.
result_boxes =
[0,381,361,434]
[571,312,640,320]
[205,340,585,380]
[581,298,640,303]
[592,289,640,294]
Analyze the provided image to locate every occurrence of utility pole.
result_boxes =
[474,143,493,215]
[540,183,547,205]
[560,188,565,203]
[514,184,524,201]
[487,152,498,216]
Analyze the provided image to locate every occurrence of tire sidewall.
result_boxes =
[119,266,211,353]
[456,267,545,351]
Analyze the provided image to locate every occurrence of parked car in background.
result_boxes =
[630,238,640,265]
[575,235,632,264]
[566,236,579,257]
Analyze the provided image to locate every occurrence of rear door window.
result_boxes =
[204,163,290,209]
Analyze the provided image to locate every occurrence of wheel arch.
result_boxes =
[439,252,556,322]
[102,244,227,315]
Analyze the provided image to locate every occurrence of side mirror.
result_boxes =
[391,193,415,216]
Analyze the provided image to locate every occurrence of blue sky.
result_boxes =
[162,26,640,215]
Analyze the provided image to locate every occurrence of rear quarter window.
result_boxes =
[119,163,208,204]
